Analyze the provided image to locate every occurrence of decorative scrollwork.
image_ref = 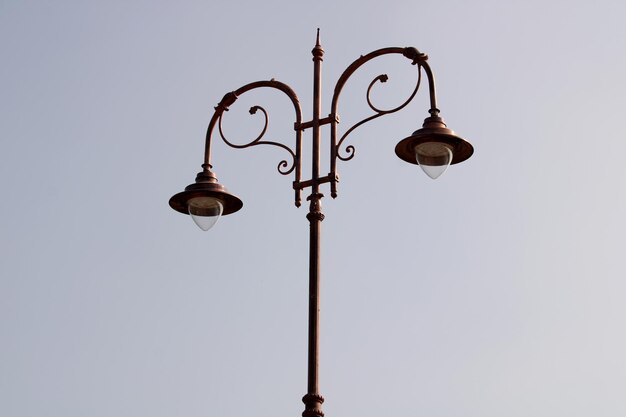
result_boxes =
[217,104,297,175]
[366,74,391,113]
[335,65,422,161]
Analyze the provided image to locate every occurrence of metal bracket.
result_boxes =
[295,114,340,131]
[293,173,339,191]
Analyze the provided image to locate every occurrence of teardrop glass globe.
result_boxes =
[414,142,453,180]
[188,196,224,231]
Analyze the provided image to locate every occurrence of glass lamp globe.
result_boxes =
[188,196,224,231]
[414,142,453,180]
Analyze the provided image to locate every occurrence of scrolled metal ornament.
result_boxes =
[217,104,297,175]
[335,66,422,162]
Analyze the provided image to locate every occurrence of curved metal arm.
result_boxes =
[420,60,439,115]
[203,79,303,180]
[328,47,435,197]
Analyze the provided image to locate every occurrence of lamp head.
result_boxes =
[395,115,473,179]
[169,169,243,231]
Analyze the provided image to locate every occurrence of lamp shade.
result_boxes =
[395,115,473,166]
[169,170,243,217]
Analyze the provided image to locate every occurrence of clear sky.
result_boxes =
[1,1,626,416]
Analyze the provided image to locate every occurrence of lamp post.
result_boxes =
[169,30,473,417]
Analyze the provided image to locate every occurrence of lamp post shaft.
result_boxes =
[311,30,324,195]
[302,30,326,417]
[304,196,324,417]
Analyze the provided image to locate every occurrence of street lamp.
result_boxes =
[169,30,473,417]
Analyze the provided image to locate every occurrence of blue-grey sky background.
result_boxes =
[2,1,625,416]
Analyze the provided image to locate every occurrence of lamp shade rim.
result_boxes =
[395,128,474,165]
[169,183,243,216]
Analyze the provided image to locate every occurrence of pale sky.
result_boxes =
[1,1,626,416]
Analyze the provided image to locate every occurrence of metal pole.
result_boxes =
[302,30,325,417]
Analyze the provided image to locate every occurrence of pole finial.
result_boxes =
[312,28,324,58]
